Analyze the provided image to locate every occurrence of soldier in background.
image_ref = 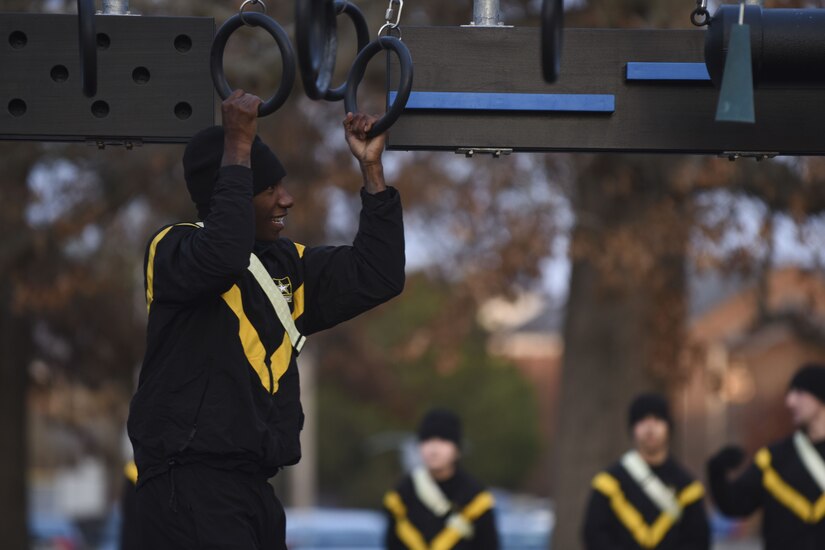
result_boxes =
[583,393,710,549]
[708,363,825,550]
[384,408,500,549]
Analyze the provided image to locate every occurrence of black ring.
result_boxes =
[295,0,337,100]
[541,0,563,83]
[344,36,413,138]
[323,0,370,102]
[78,0,97,97]
[210,12,296,117]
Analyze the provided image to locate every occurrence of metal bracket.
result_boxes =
[456,147,513,158]
[86,138,144,150]
[720,151,779,161]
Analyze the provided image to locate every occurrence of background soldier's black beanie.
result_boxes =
[417,408,463,448]
[628,393,672,430]
[789,363,825,405]
[182,126,287,220]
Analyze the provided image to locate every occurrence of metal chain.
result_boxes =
[239,0,267,26]
[691,0,710,27]
[378,0,404,38]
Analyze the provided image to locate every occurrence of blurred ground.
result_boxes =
[714,539,760,550]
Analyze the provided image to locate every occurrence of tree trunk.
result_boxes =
[551,155,690,549]
[0,285,29,549]
[0,141,40,549]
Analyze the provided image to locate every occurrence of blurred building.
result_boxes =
[680,266,825,476]
[481,266,825,499]
[478,292,564,495]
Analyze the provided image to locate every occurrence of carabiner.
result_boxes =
[383,0,403,30]
[239,0,267,26]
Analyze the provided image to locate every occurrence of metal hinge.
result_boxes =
[86,138,144,150]
[456,147,513,158]
[720,151,779,161]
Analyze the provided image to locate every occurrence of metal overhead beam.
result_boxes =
[386,26,825,156]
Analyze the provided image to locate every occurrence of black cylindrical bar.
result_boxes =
[705,5,825,87]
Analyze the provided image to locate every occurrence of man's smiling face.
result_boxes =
[252,180,294,241]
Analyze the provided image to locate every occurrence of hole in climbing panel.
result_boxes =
[91,100,110,118]
[97,33,111,50]
[132,67,151,84]
[174,102,193,120]
[8,99,27,117]
[9,31,27,49]
[174,34,192,53]
[51,65,70,83]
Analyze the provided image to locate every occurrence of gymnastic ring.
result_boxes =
[344,36,413,138]
[78,0,97,97]
[210,12,296,117]
[295,0,337,100]
[541,0,563,83]
[323,0,371,102]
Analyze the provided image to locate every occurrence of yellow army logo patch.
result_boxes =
[273,277,293,302]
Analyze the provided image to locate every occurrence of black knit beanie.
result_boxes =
[628,393,672,430]
[182,126,286,220]
[789,363,825,405]
[418,408,462,448]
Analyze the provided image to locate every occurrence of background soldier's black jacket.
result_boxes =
[708,437,825,550]
[128,165,405,485]
[385,468,499,550]
[583,458,710,550]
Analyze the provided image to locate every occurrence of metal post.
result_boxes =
[472,0,502,26]
[102,0,130,15]
[287,349,317,508]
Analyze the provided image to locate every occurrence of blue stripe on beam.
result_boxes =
[388,91,615,113]
[626,62,710,81]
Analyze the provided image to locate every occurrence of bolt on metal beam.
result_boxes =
[102,0,130,15]
[472,0,502,26]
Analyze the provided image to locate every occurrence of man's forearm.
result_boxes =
[360,162,387,194]
[221,137,252,168]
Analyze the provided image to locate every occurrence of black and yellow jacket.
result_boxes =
[384,468,499,550]
[583,457,710,550]
[128,165,405,484]
[708,437,825,550]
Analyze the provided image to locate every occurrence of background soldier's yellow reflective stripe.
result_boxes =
[431,527,463,550]
[397,520,429,550]
[678,481,705,507]
[647,515,676,549]
[384,491,406,518]
[757,447,825,523]
[430,492,495,550]
[592,472,702,548]
[463,491,495,520]
[593,473,652,547]
[145,226,174,312]
[813,494,825,522]
[384,489,496,550]
[384,492,428,550]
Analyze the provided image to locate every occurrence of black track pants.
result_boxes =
[135,464,286,550]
